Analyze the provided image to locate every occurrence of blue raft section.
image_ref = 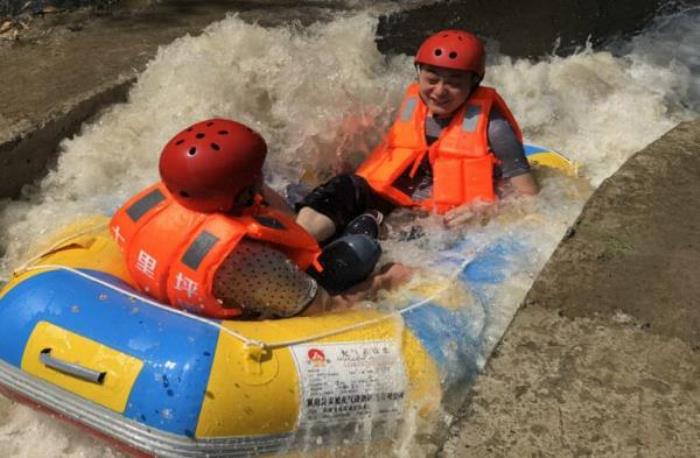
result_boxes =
[0,143,574,454]
[0,269,219,436]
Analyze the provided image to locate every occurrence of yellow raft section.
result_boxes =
[2,148,576,439]
[4,215,443,438]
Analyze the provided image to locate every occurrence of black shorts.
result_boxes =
[295,174,394,236]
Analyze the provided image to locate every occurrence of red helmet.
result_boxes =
[159,118,267,213]
[414,30,485,79]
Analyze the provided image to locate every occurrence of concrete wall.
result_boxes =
[441,117,700,457]
[0,0,677,198]
[377,0,665,58]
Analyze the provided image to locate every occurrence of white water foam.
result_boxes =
[0,5,697,457]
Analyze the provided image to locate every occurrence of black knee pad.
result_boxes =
[312,234,382,294]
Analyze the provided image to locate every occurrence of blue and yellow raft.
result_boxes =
[0,146,575,457]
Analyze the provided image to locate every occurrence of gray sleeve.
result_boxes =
[212,239,318,317]
[487,109,531,179]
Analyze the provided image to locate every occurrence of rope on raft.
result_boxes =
[20,264,268,349]
[19,252,476,352]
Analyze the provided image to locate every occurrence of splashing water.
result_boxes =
[0,5,697,457]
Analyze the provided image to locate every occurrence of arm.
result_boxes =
[489,109,539,196]
[506,172,539,196]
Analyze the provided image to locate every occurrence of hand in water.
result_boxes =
[303,262,416,316]
[336,262,416,305]
[443,200,498,229]
[375,262,415,290]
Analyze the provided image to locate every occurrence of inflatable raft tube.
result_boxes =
[0,147,575,457]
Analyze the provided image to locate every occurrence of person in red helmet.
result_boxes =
[296,29,538,242]
[110,119,403,319]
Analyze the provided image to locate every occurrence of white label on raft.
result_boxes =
[291,340,407,426]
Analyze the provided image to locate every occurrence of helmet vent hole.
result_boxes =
[434,49,442,57]
[196,133,205,139]
[175,139,184,145]
[211,143,220,151]
[218,130,229,135]
[188,147,197,156]
[442,33,448,37]
[187,128,193,132]
[179,191,190,198]
[449,51,458,59]
[207,122,214,127]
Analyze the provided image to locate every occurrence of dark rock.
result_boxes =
[377,0,667,58]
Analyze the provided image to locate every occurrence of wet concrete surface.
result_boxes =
[1,1,699,456]
[1,2,231,196]
[529,120,700,345]
[441,120,700,457]
[441,306,700,457]
[0,0,344,197]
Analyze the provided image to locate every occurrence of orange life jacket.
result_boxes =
[109,183,321,318]
[356,83,523,214]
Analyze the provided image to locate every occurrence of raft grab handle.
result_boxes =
[40,348,106,385]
